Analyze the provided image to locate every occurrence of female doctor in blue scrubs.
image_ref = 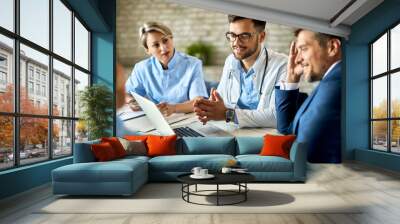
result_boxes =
[125,22,208,116]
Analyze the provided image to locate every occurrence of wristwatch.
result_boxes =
[225,108,235,123]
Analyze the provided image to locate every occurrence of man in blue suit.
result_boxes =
[275,29,342,163]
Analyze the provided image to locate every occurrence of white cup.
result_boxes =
[200,169,208,176]
[191,167,202,176]
[221,167,232,174]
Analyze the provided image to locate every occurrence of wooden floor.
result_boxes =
[1,162,400,224]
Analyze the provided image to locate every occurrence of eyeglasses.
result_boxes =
[225,32,256,42]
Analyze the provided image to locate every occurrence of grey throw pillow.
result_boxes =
[118,137,147,156]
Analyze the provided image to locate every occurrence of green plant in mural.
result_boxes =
[186,42,214,65]
[79,84,113,140]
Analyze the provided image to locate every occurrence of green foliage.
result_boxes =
[186,42,214,65]
[373,99,400,140]
[79,84,113,140]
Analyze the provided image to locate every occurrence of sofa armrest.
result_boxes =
[289,141,307,181]
[73,140,100,163]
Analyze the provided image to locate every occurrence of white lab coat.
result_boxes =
[217,48,287,128]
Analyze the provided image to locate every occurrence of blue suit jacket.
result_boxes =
[275,62,341,163]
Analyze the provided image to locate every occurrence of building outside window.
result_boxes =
[42,85,46,97]
[370,23,400,154]
[28,66,34,79]
[0,0,91,170]
[0,71,6,85]
[41,73,46,83]
[28,81,34,94]
[0,54,7,67]
[35,83,40,95]
[0,54,7,88]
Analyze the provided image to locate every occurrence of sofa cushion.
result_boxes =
[91,142,118,161]
[124,135,149,141]
[260,134,296,159]
[235,137,263,155]
[52,158,147,183]
[101,137,127,158]
[236,155,293,172]
[178,137,235,155]
[116,155,150,163]
[119,138,147,156]
[148,154,235,172]
[147,135,177,157]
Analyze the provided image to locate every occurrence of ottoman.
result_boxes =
[52,157,148,196]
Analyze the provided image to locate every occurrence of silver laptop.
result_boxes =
[132,93,205,137]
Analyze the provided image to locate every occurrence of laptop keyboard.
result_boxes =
[173,127,204,137]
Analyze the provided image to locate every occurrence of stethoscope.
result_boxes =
[227,47,269,104]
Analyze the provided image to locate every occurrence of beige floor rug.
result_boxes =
[38,183,362,214]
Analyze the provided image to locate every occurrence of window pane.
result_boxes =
[0,0,14,31]
[0,116,13,170]
[75,120,88,143]
[372,121,388,151]
[391,24,400,70]
[391,120,400,153]
[391,72,400,118]
[20,44,49,115]
[53,0,72,60]
[20,117,49,165]
[74,69,89,118]
[372,33,387,76]
[53,59,72,117]
[20,0,49,49]
[53,119,72,158]
[372,77,387,119]
[75,18,89,70]
[0,35,14,112]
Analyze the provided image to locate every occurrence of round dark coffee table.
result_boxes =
[177,172,255,206]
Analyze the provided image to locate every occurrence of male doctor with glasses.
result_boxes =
[194,15,288,128]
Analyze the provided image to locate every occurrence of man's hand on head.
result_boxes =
[286,41,303,83]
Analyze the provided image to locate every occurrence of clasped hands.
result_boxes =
[194,88,227,125]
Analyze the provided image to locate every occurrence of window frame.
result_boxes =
[370,20,400,154]
[0,0,92,171]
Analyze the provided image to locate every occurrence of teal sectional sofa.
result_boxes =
[52,137,307,196]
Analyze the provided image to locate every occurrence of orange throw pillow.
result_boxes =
[260,134,296,159]
[124,135,149,142]
[91,142,117,161]
[146,135,177,157]
[101,137,127,158]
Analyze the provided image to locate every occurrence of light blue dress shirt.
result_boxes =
[236,63,260,110]
[125,50,208,104]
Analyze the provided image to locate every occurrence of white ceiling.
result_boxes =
[168,0,384,38]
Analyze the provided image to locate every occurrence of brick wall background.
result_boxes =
[116,0,316,93]
[117,0,295,78]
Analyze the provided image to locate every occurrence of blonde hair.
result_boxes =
[139,22,173,49]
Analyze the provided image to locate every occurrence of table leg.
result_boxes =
[217,184,219,206]
[245,183,247,201]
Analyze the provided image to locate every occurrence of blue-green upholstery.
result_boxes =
[52,136,307,196]
[177,137,235,155]
[235,137,264,155]
[52,156,148,195]
[236,155,293,172]
[148,154,235,181]
[73,139,100,163]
